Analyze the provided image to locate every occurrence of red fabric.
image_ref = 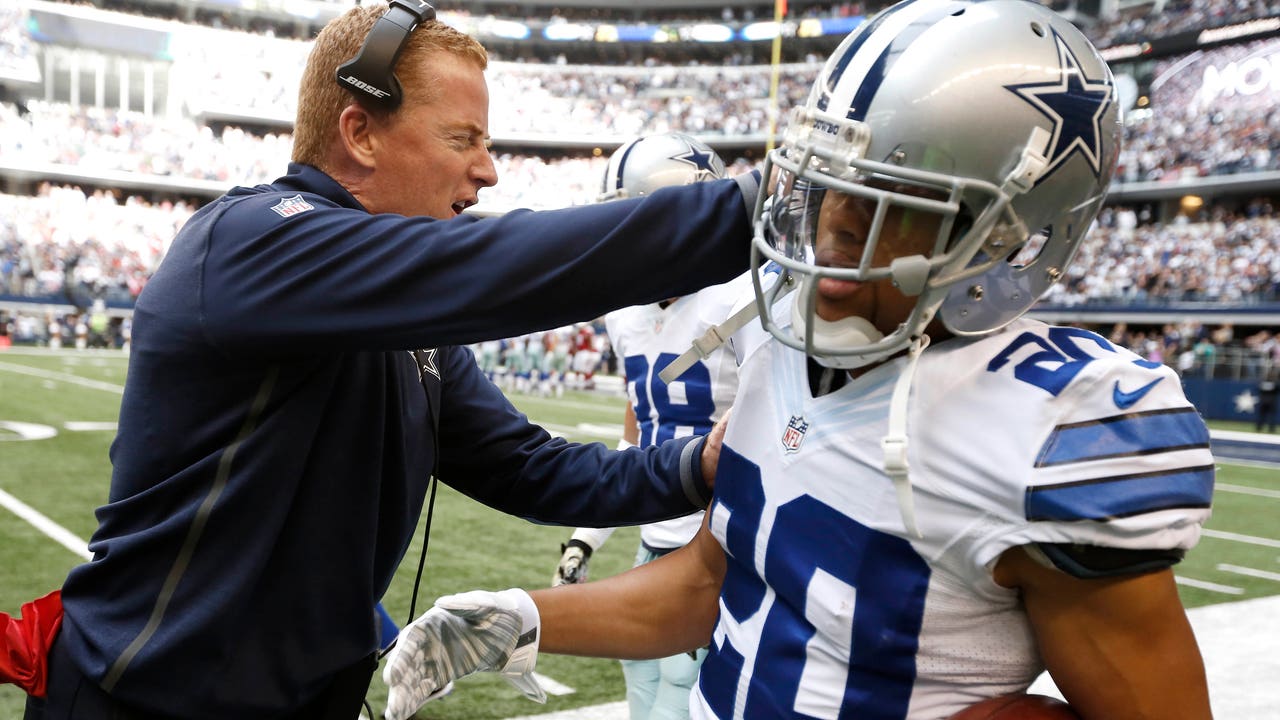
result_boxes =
[1,590,62,697]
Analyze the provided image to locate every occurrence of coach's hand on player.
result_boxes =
[383,589,545,720]
[699,408,731,490]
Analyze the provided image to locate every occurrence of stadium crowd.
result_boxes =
[0,5,38,81]
[1117,36,1280,182]
[0,101,292,185]
[2,0,1279,384]
[1088,0,1280,49]
[40,0,1280,50]
[5,43,1278,189]
[1045,202,1280,305]
[42,0,880,42]
[0,183,195,304]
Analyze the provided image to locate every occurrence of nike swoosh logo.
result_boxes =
[1113,377,1163,409]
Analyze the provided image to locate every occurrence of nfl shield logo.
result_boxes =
[270,194,315,218]
[781,415,809,453]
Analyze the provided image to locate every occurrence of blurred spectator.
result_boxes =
[1088,0,1280,49]
[1257,368,1278,432]
[0,184,195,304]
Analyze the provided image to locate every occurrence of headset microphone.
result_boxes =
[335,0,436,110]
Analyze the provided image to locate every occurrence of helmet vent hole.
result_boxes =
[951,7,965,15]
[1030,22,1046,37]
[1005,227,1051,268]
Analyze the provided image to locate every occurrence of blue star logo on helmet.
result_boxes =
[673,146,721,178]
[1005,28,1114,182]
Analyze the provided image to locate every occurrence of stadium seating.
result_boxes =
[0,0,1277,376]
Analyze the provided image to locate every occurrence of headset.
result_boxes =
[335,0,436,110]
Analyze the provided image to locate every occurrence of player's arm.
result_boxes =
[993,545,1212,720]
[536,516,725,659]
[383,519,726,720]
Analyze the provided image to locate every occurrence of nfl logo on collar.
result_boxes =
[782,415,809,453]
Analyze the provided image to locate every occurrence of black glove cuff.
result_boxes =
[562,539,594,559]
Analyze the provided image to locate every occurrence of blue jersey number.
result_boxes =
[987,327,1162,396]
[624,353,716,447]
[699,447,930,719]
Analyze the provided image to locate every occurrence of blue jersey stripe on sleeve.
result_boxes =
[1026,465,1215,522]
[1035,407,1209,467]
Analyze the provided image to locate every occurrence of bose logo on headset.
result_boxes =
[335,0,437,110]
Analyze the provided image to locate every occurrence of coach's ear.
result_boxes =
[337,103,378,170]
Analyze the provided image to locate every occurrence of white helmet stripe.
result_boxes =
[604,137,642,195]
[821,0,965,121]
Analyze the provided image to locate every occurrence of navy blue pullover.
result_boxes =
[58,164,757,717]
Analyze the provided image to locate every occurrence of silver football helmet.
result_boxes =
[600,132,727,200]
[752,0,1121,368]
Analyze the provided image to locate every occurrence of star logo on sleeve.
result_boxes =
[1005,29,1115,182]
[409,348,439,382]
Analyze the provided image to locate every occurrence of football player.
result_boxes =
[569,322,602,390]
[550,132,741,720]
[382,2,1214,719]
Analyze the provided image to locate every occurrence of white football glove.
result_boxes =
[551,539,594,587]
[383,589,544,720]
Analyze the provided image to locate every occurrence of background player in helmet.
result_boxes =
[568,322,603,390]
[550,132,742,720]
[383,2,1214,719]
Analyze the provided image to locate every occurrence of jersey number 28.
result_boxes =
[625,353,716,446]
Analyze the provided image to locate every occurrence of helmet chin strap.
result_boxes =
[882,334,929,539]
[789,282,929,537]
[790,280,899,370]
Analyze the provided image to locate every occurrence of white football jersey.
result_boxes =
[693,316,1213,720]
[606,274,749,549]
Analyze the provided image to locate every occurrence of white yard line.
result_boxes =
[1176,576,1244,595]
[1215,482,1280,500]
[0,487,91,560]
[505,701,629,720]
[1211,429,1280,445]
[63,421,120,432]
[542,423,622,440]
[530,673,576,697]
[1201,528,1280,548]
[0,360,124,394]
[1217,564,1280,583]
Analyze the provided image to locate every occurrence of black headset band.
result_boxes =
[335,0,436,110]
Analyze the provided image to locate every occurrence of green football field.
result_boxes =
[1,348,1277,719]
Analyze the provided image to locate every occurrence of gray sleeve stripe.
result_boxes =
[102,364,281,692]
[732,171,761,227]
[679,437,709,510]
